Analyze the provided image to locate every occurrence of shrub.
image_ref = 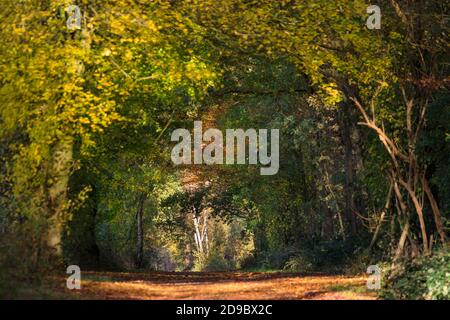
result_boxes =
[281,239,364,273]
[283,255,314,272]
[380,246,450,300]
[192,251,230,271]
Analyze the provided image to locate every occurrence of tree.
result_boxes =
[0,0,218,269]
[183,0,448,257]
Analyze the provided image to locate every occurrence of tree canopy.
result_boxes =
[0,0,448,300]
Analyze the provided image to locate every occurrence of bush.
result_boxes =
[380,246,450,300]
[281,239,364,273]
[192,251,231,271]
[283,255,314,272]
[0,217,63,279]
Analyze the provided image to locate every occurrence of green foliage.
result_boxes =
[272,239,366,273]
[0,1,448,301]
[193,251,230,272]
[381,247,450,300]
[0,0,219,271]
[283,256,314,273]
[419,94,450,215]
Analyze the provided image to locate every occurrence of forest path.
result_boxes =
[64,271,376,300]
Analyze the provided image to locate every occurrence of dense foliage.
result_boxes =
[381,247,450,300]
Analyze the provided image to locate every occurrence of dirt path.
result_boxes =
[58,272,376,300]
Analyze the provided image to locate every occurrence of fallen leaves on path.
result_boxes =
[63,272,376,300]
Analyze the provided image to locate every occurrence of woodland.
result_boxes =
[0,0,449,300]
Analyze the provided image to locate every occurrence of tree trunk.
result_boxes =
[46,137,73,256]
[350,96,445,257]
[422,176,447,243]
[87,184,100,267]
[369,181,393,251]
[339,101,357,235]
[45,9,91,258]
[394,221,410,261]
[135,193,146,268]
[399,178,429,254]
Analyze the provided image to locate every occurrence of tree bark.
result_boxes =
[350,95,445,257]
[399,178,429,254]
[46,137,73,256]
[369,181,393,251]
[394,221,410,261]
[339,101,357,235]
[422,176,447,243]
[135,193,146,268]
